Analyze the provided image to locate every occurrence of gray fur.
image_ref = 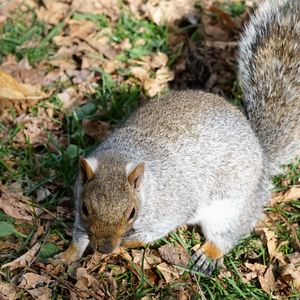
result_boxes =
[239,0,300,173]
[71,0,300,261]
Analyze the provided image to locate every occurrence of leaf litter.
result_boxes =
[0,0,299,299]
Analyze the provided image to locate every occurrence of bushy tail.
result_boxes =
[238,0,300,174]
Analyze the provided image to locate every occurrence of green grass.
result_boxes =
[0,1,300,299]
[0,10,63,64]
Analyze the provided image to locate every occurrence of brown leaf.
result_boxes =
[141,0,196,26]
[271,186,300,205]
[27,286,52,300]
[158,244,190,267]
[57,87,79,111]
[150,52,168,68]
[282,264,300,292]
[0,183,33,221]
[245,263,275,293]
[0,70,46,103]
[131,67,150,83]
[0,282,18,300]
[157,262,180,283]
[131,249,162,270]
[75,268,105,298]
[263,227,286,264]
[2,243,41,270]
[19,273,50,289]
[282,186,300,201]
[259,265,276,294]
[68,19,97,39]
[71,0,120,21]
[36,0,69,25]
[82,119,110,140]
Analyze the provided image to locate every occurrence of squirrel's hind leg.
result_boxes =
[191,241,223,275]
[190,195,261,275]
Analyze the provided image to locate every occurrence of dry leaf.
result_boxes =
[36,187,51,202]
[158,244,190,267]
[263,227,286,264]
[245,263,275,293]
[282,186,300,201]
[0,282,18,300]
[68,19,97,39]
[71,0,120,21]
[157,262,180,283]
[2,243,41,270]
[150,52,168,68]
[0,70,46,103]
[258,265,276,293]
[282,264,300,291]
[141,0,196,25]
[271,186,300,205]
[19,273,50,289]
[36,0,69,25]
[0,183,33,221]
[131,67,150,83]
[27,286,52,300]
[75,268,105,298]
[57,87,79,110]
[132,249,162,270]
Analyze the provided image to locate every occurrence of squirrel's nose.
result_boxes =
[98,240,116,254]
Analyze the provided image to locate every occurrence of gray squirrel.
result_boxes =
[55,0,300,274]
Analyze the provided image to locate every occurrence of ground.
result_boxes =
[0,0,299,299]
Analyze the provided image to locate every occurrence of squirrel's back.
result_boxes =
[239,0,300,172]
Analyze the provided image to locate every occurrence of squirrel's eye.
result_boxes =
[82,201,89,217]
[128,207,136,221]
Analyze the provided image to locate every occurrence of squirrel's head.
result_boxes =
[78,156,144,254]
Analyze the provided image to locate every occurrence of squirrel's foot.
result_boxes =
[191,241,223,275]
[50,242,79,265]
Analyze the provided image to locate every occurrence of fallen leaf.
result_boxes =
[0,282,18,300]
[71,0,120,21]
[27,286,52,300]
[19,273,50,289]
[282,186,300,201]
[57,87,79,111]
[36,0,69,25]
[36,188,51,203]
[282,264,300,292]
[245,262,275,293]
[271,186,300,205]
[131,66,150,83]
[2,243,41,270]
[131,249,162,270]
[141,0,196,25]
[258,265,276,294]
[75,268,105,298]
[0,71,47,113]
[150,52,168,68]
[263,227,286,264]
[0,183,33,221]
[157,262,180,283]
[158,244,190,267]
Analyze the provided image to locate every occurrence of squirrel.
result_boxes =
[55,0,300,275]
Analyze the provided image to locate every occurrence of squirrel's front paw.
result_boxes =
[50,242,79,265]
[191,242,223,275]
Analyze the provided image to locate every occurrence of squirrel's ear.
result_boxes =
[127,162,144,189]
[79,156,97,183]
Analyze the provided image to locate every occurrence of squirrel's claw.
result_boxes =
[50,243,79,266]
[191,249,218,275]
[191,241,223,275]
